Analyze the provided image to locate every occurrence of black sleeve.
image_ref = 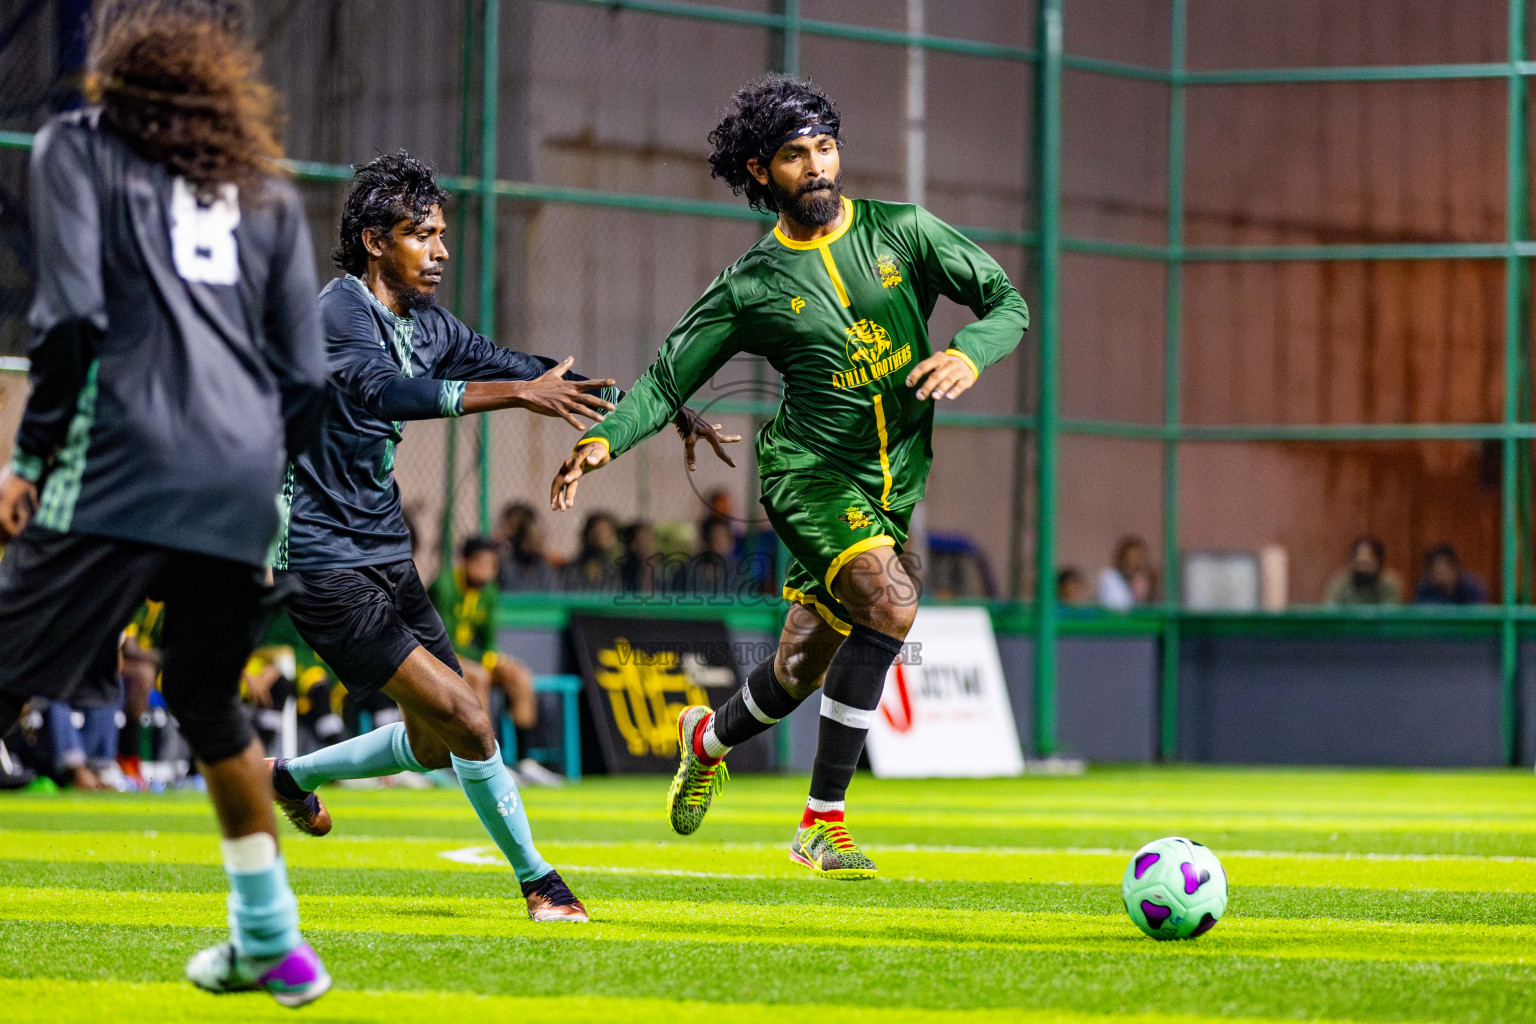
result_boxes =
[12,119,106,482]
[429,309,622,404]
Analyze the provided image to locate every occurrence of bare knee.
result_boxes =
[835,547,919,639]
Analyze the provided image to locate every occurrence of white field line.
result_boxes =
[436,842,1536,878]
[417,837,1536,865]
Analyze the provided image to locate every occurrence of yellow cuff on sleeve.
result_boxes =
[945,348,980,381]
[575,436,611,455]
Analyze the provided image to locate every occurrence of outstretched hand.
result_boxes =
[503,357,617,429]
[905,350,977,401]
[551,441,610,511]
[673,407,742,471]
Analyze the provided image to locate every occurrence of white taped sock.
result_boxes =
[701,717,730,760]
[220,832,278,872]
[806,796,845,814]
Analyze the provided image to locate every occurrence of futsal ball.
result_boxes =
[1121,836,1228,939]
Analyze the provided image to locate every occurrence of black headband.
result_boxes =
[762,122,838,159]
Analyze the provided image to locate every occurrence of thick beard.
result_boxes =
[770,172,844,227]
[381,258,438,313]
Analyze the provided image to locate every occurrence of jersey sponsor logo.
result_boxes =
[873,254,903,289]
[791,296,806,314]
[832,319,913,390]
[840,505,876,530]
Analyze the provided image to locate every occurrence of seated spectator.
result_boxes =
[432,536,562,786]
[243,609,347,753]
[562,512,621,591]
[117,600,164,787]
[1414,544,1488,605]
[1097,535,1156,610]
[497,501,535,548]
[501,515,559,592]
[1326,535,1402,605]
[43,635,124,790]
[676,515,739,597]
[619,520,675,593]
[1057,567,1090,605]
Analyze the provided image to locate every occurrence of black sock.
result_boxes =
[0,691,22,745]
[514,726,538,761]
[272,759,309,800]
[119,716,142,761]
[712,655,808,748]
[808,624,904,806]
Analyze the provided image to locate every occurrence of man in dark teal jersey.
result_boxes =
[266,153,737,922]
[552,75,1028,878]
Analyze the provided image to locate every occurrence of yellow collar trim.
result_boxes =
[773,196,855,251]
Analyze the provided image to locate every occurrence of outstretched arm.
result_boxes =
[903,205,1030,402]
[551,271,747,510]
[325,300,615,429]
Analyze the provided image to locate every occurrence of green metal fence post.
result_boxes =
[1032,0,1064,757]
[443,0,481,570]
[1502,0,1529,765]
[478,0,501,537]
[1158,0,1187,760]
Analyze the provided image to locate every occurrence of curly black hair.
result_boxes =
[707,73,841,214]
[333,151,451,276]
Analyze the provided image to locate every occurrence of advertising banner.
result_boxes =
[864,606,1024,778]
[568,615,770,773]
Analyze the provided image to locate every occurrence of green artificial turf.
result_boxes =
[2,767,1533,1022]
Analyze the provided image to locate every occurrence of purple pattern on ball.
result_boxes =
[1134,852,1160,880]
[1140,901,1173,929]
[1189,913,1218,937]
[1180,861,1211,894]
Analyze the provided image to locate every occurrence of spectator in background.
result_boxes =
[118,600,164,787]
[496,502,535,573]
[563,512,620,591]
[1097,536,1156,610]
[1057,567,1090,606]
[677,515,739,597]
[1326,535,1402,605]
[618,520,670,593]
[501,514,559,592]
[1414,544,1488,605]
[43,638,124,790]
[432,537,561,786]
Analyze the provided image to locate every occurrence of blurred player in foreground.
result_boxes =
[264,152,736,922]
[0,2,330,1004]
[551,74,1027,879]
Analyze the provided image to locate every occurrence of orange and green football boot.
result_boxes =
[666,705,728,835]
[790,818,878,880]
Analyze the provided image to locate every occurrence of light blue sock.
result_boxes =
[226,855,301,959]
[285,721,423,792]
[451,745,552,884]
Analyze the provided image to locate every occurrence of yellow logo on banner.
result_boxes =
[833,319,912,390]
[594,639,709,757]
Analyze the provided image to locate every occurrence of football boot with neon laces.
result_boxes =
[790,819,879,880]
[666,705,728,835]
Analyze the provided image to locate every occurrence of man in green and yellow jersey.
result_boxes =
[551,74,1028,878]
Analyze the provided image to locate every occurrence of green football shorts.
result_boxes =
[759,468,912,635]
